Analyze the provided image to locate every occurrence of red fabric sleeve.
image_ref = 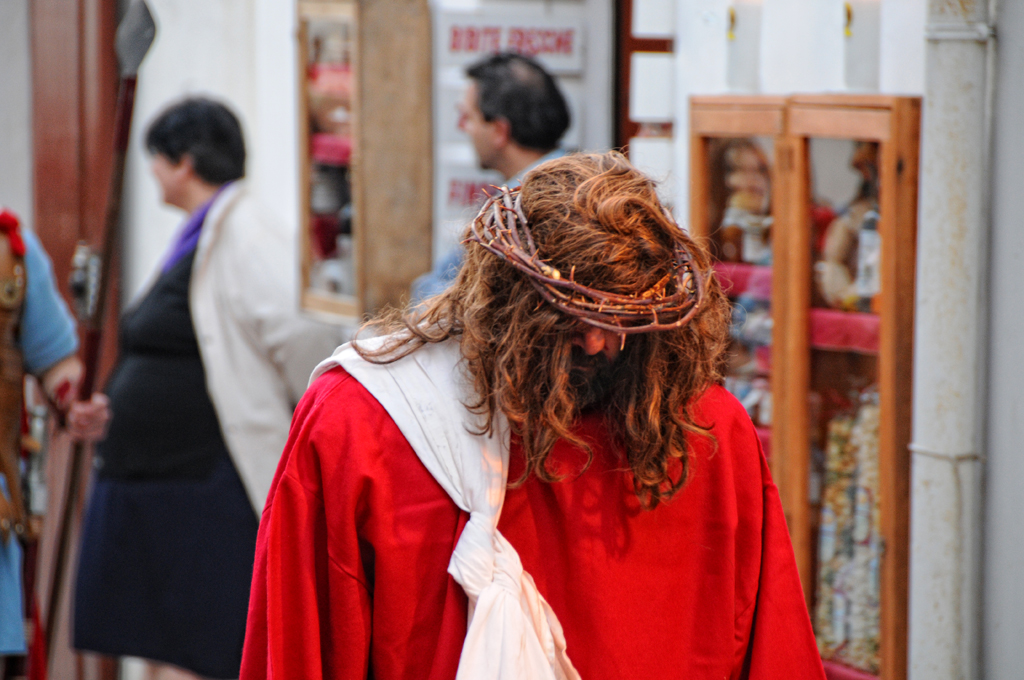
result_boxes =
[240,370,372,680]
[737,452,827,679]
[241,367,470,680]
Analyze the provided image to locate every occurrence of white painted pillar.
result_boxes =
[250,0,300,236]
[909,2,995,679]
[982,1,1024,674]
[671,0,730,222]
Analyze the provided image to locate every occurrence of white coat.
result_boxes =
[190,182,344,513]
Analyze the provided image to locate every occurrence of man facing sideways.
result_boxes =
[242,152,826,680]
[412,51,570,302]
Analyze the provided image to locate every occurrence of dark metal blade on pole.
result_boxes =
[116,0,156,78]
[43,0,156,668]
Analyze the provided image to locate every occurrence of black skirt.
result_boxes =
[73,451,258,679]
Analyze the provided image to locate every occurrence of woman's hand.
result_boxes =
[66,393,112,443]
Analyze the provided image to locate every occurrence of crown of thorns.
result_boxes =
[465,186,706,334]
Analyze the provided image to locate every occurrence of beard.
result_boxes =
[568,346,625,411]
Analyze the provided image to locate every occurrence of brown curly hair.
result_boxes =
[358,151,731,508]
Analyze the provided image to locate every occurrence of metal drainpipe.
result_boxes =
[910,1,996,679]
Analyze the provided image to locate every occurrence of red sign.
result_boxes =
[448,179,493,209]
[449,26,502,53]
[506,27,575,57]
[448,25,576,59]
[438,13,584,74]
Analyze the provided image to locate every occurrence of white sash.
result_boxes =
[311,336,579,680]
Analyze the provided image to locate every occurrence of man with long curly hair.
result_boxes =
[241,152,825,680]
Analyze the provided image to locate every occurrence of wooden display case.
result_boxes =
[690,95,920,680]
[297,0,432,319]
[689,95,788,471]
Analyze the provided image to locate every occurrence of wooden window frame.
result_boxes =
[297,0,432,320]
[614,0,673,149]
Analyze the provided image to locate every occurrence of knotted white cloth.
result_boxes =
[311,335,579,680]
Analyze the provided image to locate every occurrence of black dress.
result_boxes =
[74,250,258,679]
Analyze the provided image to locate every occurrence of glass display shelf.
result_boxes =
[689,97,786,491]
[691,95,920,680]
[810,308,879,354]
[806,137,884,675]
[702,135,778,444]
[824,659,880,680]
[299,3,359,313]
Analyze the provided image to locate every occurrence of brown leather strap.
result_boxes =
[0,231,27,539]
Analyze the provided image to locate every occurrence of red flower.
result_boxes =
[0,209,28,258]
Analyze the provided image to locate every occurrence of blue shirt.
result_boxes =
[21,227,79,374]
[0,473,25,654]
[411,149,569,303]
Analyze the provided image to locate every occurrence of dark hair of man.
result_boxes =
[358,152,731,509]
[466,52,570,152]
[145,97,246,185]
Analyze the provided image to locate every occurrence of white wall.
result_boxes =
[670,0,925,221]
[122,0,297,300]
[0,0,35,231]
[759,0,845,94]
[985,0,1024,675]
[879,0,926,94]
[251,0,300,232]
[671,0,729,224]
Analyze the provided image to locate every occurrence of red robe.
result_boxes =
[241,367,825,680]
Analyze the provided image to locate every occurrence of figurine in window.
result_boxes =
[307,24,356,296]
[815,142,880,311]
[707,138,772,264]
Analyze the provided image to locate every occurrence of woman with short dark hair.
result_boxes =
[71,97,341,680]
[144,97,246,185]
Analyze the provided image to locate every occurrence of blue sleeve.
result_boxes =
[410,245,465,304]
[20,228,79,375]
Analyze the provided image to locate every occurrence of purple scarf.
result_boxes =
[161,184,230,273]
